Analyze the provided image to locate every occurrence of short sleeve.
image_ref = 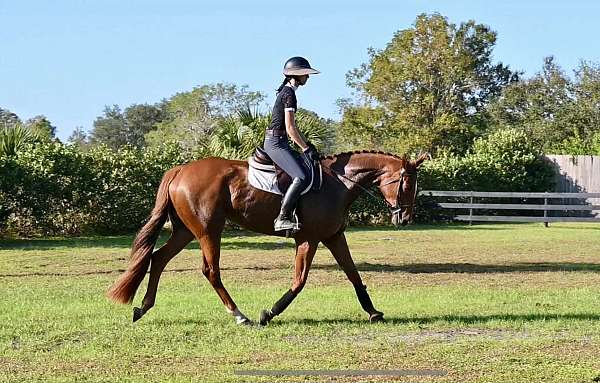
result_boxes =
[282,90,297,112]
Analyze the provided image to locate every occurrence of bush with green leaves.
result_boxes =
[0,128,555,235]
[348,129,555,224]
[84,144,185,234]
[0,142,184,236]
[418,128,554,192]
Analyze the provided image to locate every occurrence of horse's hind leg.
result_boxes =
[199,230,253,325]
[133,226,194,322]
[322,231,384,323]
[259,239,318,325]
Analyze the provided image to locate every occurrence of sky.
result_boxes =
[1,0,600,141]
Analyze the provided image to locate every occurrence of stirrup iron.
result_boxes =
[274,210,301,236]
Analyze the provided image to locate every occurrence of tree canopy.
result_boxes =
[340,13,517,155]
[145,83,265,156]
[488,57,600,154]
[89,103,165,149]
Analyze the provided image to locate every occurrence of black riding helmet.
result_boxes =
[283,57,320,76]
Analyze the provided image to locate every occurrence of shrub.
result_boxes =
[350,129,555,225]
[0,142,184,236]
[0,129,556,235]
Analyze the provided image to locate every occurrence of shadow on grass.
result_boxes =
[311,262,600,274]
[0,236,137,250]
[2,222,598,251]
[0,230,292,251]
[276,312,600,326]
[346,223,521,232]
[3,261,600,278]
[128,312,600,328]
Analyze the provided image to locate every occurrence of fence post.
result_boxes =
[469,193,474,226]
[543,193,549,228]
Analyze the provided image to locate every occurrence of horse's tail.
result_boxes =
[106,166,183,304]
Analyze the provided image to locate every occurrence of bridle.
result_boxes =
[380,169,418,216]
[324,165,418,217]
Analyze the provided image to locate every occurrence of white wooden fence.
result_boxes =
[419,191,600,225]
[419,155,600,225]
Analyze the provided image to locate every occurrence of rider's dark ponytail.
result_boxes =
[276,76,292,93]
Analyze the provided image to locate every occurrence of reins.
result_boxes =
[320,163,417,216]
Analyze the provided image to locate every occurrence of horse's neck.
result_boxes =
[324,152,391,200]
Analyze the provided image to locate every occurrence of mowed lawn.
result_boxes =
[1,223,600,382]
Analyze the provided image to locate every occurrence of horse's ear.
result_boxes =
[415,152,431,168]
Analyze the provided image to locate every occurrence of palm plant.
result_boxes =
[207,106,334,160]
[0,123,39,157]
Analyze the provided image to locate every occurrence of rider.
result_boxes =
[264,56,321,232]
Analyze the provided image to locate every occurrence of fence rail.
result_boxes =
[419,191,600,225]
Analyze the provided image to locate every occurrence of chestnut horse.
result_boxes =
[107,151,428,325]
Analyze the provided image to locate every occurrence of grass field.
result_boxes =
[1,223,600,382]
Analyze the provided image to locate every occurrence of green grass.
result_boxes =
[1,223,600,382]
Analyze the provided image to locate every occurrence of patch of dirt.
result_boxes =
[282,328,532,346]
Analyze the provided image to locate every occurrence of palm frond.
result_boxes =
[0,123,39,156]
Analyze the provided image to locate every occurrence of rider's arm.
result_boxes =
[285,110,309,151]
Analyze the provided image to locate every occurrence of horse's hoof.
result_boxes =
[237,317,254,326]
[133,307,144,323]
[259,309,273,326]
[369,311,385,323]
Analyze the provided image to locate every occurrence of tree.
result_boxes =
[0,108,21,128]
[25,115,56,141]
[204,107,334,160]
[89,104,164,149]
[68,126,89,150]
[340,13,517,155]
[145,83,265,156]
[0,123,38,156]
[567,61,600,149]
[487,57,573,146]
[90,105,127,149]
[488,58,600,153]
[122,104,165,148]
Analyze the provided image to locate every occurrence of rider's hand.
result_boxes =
[303,142,321,162]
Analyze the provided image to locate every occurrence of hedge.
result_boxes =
[0,142,184,236]
[0,129,555,236]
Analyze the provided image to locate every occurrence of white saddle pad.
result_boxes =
[247,158,317,196]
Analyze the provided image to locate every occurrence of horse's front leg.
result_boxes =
[322,231,384,322]
[259,240,318,325]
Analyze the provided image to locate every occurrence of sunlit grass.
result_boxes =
[1,223,600,382]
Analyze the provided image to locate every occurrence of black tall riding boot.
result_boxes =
[274,177,304,232]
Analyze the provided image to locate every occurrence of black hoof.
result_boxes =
[369,311,385,323]
[133,307,144,323]
[259,309,273,326]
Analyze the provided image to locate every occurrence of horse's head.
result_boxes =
[378,153,429,227]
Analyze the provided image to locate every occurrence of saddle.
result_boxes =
[248,147,322,195]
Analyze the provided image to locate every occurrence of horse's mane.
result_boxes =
[322,150,408,162]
